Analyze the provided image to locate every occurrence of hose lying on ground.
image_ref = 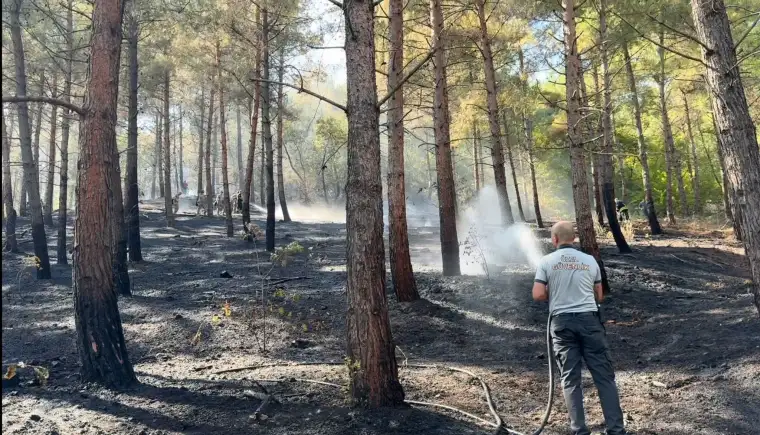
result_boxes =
[209,314,555,435]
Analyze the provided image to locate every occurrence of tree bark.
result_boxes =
[501,112,525,221]
[243,10,261,227]
[179,106,184,191]
[386,0,418,302]
[260,127,265,207]
[2,111,18,252]
[111,117,130,296]
[518,48,543,228]
[124,6,142,262]
[151,111,160,198]
[563,0,608,293]
[344,0,404,406]
[163,69,174,227]
[43,75,59,226]
[262,7,276,251]
[475,0,513,225]
[583,66,604,227]
[598,0,631,253]
[657,29,677,224]
[236,105,243,191]
[473,123,480,192]
[10,0,51,278]
[623,40,662,234]
[610,110,626,201]
[56,0,73,265]
[158,110,164,198]
[276,52,291,223]
[205,80,216,216]
[217,41,233,237]
[431,0,460,276]
[212,112,218,191]
[197,87,205,198]
[691,0,760,314]
[73,0,136,387]
[682,91,701,213]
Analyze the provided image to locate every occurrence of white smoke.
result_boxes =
[458,185,543,276]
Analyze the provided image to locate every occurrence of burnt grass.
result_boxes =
[2,203,759,435]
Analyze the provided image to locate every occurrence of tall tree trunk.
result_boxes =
[611,110,626,201]
[179,106,184,190]
[583,66,604,227]
[124,7,142,262]
[386,0,418,301]
[682,91,701,213]
[473,123,480,192]
[475,0,513,225]
[243,12,261,227]
[262,8,275,251]
[111,120,130,296]
[344,0,404,406]
[691,0,760,313]
[431,0,460,276]
[151,111,160,198]
[43,75,59,226]
[10,0,51,278]
[276,52,291,223]
[20,79,45,218]
[657,29,677,224]
[197,87,205,198]
[205,80,216,216]
[56,0,73,265]
[212,113,218,192]
[217,42,233,237]
[518,48,543,228]
[623,40,662,234]
[563,0,608,293]
[163,70,174,227]
[236,105,243,190]
[501,112,525,221]
[598,0,631,253]
[710,112,735,229]
[73,0,136,387]
[2,111,18,252]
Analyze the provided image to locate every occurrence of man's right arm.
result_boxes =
[593,263,603,303]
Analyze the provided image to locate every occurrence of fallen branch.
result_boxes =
[266,276,311,286]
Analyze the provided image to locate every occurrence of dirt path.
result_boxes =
[2,208,758,435]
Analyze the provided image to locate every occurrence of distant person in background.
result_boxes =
[615,198,629,222]
[181,180,188,195]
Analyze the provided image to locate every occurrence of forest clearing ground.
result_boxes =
[2,206,759,435]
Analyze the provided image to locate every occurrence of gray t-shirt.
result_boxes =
[534,246,601,315]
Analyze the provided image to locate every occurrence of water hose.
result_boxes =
[495,314,555,435]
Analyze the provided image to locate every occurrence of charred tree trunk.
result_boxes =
[10,0,51,278]
[179,107,184,191]
[205,80,216,216]
[563,0,608,293]
[43,75,59,226]
[262,8,275,251]
[275,52,291,223]
[583,67,604,227]
[501,112,525,221]
[623,41,662,234]
[473,123,480,192]
[197,87,205,198]
[151,111,160,198]
[163,69,174,227]
[158,111,164,198]
[259,129,265,207]
[598,0,630,253]
[73,0,136,387]
[344,0,405,406]
[683,91,701,213]
[242,11,261,227]
[212,114,218,192]
[124,7,142,262]
[657,30,677,224]
[2,111,18,252]
[691,0,760,314]
[431,0,460,276]
[518,49,543,228]
[216,42,233,237]
[236,105,243,191]
[475,0,513,225]
[386,0,418,301]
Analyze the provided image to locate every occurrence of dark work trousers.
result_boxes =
[551,312,626,435]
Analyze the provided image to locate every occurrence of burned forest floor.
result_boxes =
[2,201,759,435]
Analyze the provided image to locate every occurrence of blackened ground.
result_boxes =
[2,203,758,435]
